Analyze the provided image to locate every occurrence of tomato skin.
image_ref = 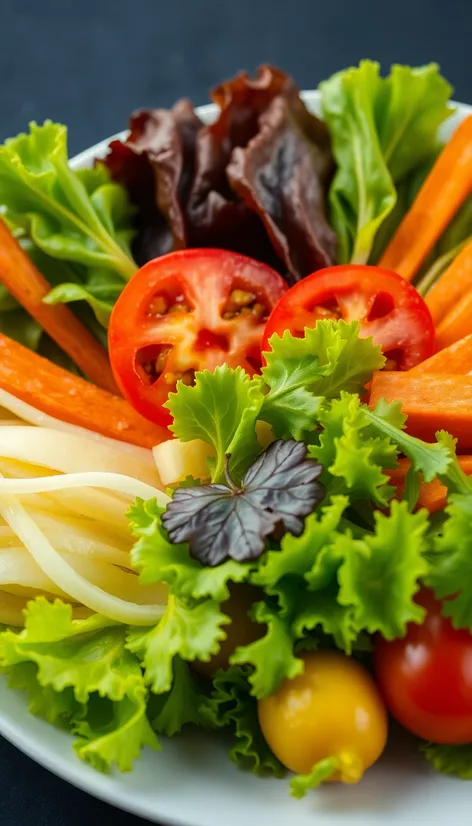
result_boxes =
[109,249,286,427]
[258,652,387,783]
[262,264,435,370]
[374,589,472,744]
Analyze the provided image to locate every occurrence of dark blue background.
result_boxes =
[1,0,471,823]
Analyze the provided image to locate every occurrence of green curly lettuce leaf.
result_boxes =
[202,666,286,777]
[278,499,429,650]
[310,393,398,505]
[261,320,384,439]
[365,408,472,496]
[147,656,209,737]
[0,598,158,772]
[337,501,430,639]
[126,595,229,694]
[6,661,84,726]
[427,494,472,629]
[230,601,303,698]
[0,123,136,274]
[72,685,158,773]
[166,366,264,483]
[251,496,349,614]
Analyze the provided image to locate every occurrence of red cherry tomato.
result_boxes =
[374,589,472,744]
[262,265,435,370]
[109,249,287,426]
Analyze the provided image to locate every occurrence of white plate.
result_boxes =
[1,91,472,826]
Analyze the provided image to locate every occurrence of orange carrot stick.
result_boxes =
[409,334,472,375]
[379,115,472,281]
[435,289,472,351]
[0,219,119,394]
[0,334,168,449]
[369,371,472,449]
[425,237,472,325]
[388,456,472,513]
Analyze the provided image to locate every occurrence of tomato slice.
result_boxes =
[262,265,435,370]
[374,589,472,744]
[108,249,287,426]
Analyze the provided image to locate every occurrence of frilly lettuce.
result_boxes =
[202,666,286,777]
[427,494,472,628]
[0,599,158,772]
[166,366,264,484]
[261,320,385,439]
[148,656,209,736]
[126,595,229,694]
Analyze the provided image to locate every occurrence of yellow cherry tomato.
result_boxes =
[258,651,388,784]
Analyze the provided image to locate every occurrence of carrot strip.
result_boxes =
[435,289,472,351]
[409,334,472,375]
[0,334,168,449]
[0,219,119,394]
[369,371,472,449]
[424,237,472,325]
[379,115,472,281]
[388,456,472,513]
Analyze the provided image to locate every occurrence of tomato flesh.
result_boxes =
[108,249,287,426]
[262,265,435,370]
[374,589,472,744]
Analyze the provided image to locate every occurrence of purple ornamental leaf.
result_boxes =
[162,440,324,566]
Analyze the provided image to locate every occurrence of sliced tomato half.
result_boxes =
[108,249,287,426]
[262,265,435,370]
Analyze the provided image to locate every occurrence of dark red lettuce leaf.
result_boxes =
[186,65,335,279]
[102,101,202,263]
[227,95,337,280]
[103,65,335,281]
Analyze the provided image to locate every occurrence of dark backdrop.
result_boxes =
[1,0,471,824]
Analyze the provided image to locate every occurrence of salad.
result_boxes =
[0,60,472,797]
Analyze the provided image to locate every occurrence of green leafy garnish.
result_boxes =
[252,496,350,613]
[230,601,303,698]
[365,408,472,495]
[148,656,209,736]
[427,494,472,628]
[126,595,229,694]
[202,666,286,777]
[0,599,158,772]
[0,121,137,326]
[6,661,84,726]
[320,61,452,263]
[262,320,384,439]
[421,742,472,779]
[166,366,264,483]
[311,393,398,505]
[337,501,430,639]
[72,685,158,773]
